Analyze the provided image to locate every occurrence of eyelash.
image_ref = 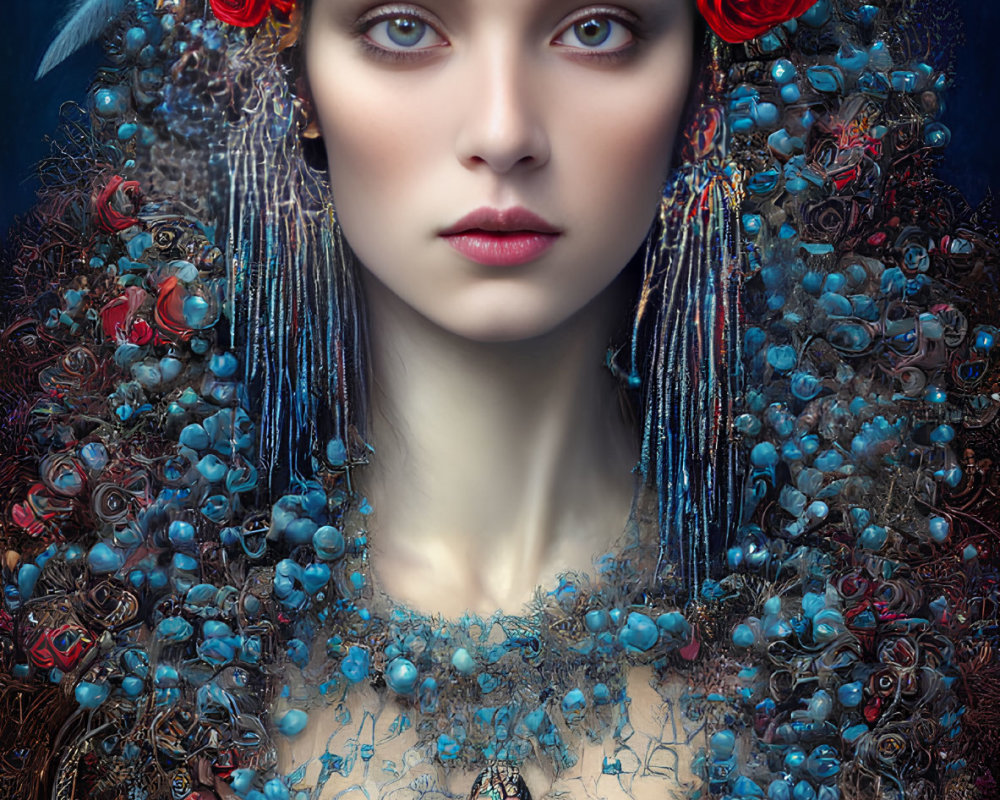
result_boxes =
[353,5,641,64]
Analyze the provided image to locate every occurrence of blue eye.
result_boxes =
[555,16,633,51]
[366,15,445,50]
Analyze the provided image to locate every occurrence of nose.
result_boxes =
[454,43,550,175]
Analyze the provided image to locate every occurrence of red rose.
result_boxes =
[697,0,819,43]
[209,0,272,27]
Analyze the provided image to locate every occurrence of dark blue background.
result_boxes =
[2,2,997,238]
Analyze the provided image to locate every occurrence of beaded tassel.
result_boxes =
[225,48,367,496]
[630,109,744,595]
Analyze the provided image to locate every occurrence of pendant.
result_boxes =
[468,762,533,800]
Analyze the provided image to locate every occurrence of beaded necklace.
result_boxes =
[276,482,704,796]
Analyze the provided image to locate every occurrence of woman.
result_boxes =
[1,0,997,799]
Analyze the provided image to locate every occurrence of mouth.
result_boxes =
[439,206,561,267]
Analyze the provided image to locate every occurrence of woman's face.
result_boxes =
[306,0,693,342]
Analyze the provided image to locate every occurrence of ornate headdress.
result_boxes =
[2,1,998,799]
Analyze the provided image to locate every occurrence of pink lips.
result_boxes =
[439,206,561,267]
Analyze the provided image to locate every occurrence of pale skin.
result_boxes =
[272,0,702,796]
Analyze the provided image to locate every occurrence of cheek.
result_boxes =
[553,67,691,273]
[308,56,442,232]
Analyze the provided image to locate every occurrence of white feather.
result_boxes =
[36,0,128,79]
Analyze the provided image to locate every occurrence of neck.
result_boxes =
[359,273,639,617]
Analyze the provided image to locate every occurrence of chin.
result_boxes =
[435,305,570,344]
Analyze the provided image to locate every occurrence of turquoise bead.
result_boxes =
[122,676,144,697]
[592,683,611,705]
[618,612,658,652]
[772,58,796,83]
[168,520,195,547]
[155,665,179,687]
[929,424,955,444]
[801,593,824,619]
[742,214,762,234]
[842,722,868,743]
[209,352,239,378]
[301,563,331,594]
[561,688,586,717]
[796,468,823,496]
[835,43,868,72]
[785,747,807,772]
[93,87,128,117]
[197,454,227,482]
[203,620,233,639]
[780,83,801,103]
[88,543,124,574]
[277,709,308,736]
[710,729,736,758]
[752,102,780,127]
[806,65,843,93]
[750,442,779,468]
[818,292,852,316]
[860,525,887,551]
[263,779,290,800]
[804,690,833,722]
[230,769,256,795]
[734,776,765,797]
[313,526,346,560]
[179,423,210,450]
[80,442,108,471]
[790,372,821,401]
[807,744,840,779]
[386,657,419,694]
[183,295,209,326]
[155,616,193,643]
[732,624,755,648]
[928,516,950,543]
[172,552,198,572]
[814,450,844,472]
[284,518,318,546]
[159,356,183,382]
[779,486,807,517]
[17,564,40,602]
[656,611,691,637]
[769,779,792,800]
[767,345,797,372]
[451,647,476,675]
[326,438,348,465]
[799,0,831,25]
[793,780,817,800]
[837,681,863,707]
[585,609,609,632]
[734,413,762,435]
[75,681,110,709]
